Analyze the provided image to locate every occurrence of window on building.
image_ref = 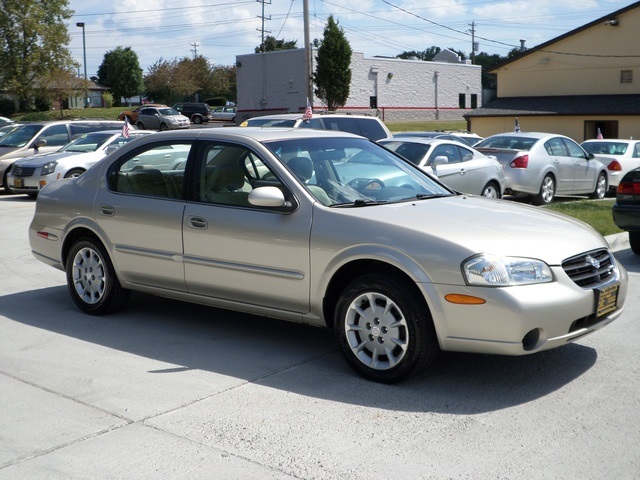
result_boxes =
[621,70,633,83]
[458,94,466,109]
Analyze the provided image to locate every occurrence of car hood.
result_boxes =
[14,151,84,167]
[328,195,608,267]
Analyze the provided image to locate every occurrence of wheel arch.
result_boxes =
[61,226,105,271]
[322,259,429,331]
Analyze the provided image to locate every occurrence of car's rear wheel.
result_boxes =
[66,238,131,315]
[334,273,438,383]
[589,172,607,199]
[137,122,145,130]
[629,232,640,255]
[532,174,555,205]
[481,181,501,199]
[193,116,202,124]
[64,168,85,179]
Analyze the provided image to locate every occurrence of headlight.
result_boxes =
[168,117,178,123]
[462,254,553,286]
[41,161,58,175]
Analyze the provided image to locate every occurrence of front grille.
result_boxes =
[562,249,615,288]
[12,166,36,177]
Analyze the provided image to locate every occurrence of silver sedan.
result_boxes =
[29,128,627,383]
[379,137,506,198]
[475,132,609,205]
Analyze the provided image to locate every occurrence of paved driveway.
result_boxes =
[1,194,639,479]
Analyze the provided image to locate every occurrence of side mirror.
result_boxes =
[249,186,289,208]
[432,155,449,167]
[35,139,47,149]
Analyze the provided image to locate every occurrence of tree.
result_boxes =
[0,0,75,111]
[313,15,352,111]
[97,47,144,106]
[255,35,297,53]
[44,68,93,117]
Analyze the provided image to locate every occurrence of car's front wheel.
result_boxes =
[66,238,131,315]
[334,273,438,383]
[532,174,555,205]
[137,122,145,130]
[160,123,169,131]
[629,232,640,255]
[64,168,85,179]
[589,172,607,199]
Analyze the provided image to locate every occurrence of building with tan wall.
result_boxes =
[466,1,640,142]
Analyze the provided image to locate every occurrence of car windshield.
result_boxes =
[159,108,180,116]
[582,141,629,155]
[0,124,42,147]
[60,132,114,153]
[264,137,452,206]
[475,136,537,151]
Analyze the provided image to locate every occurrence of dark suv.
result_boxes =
[172,103,213,124]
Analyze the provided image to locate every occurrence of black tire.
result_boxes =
[3,170,15,195]
[66,238,131,315]
[531,174,555,205]
[160,123,169,131]
[589,172,607,199]
[630,232,640,255]
[193,116,203,124]
[334,273,439,383]
[137,122,145,130]
[64,168,86,179]
[481,181,501,199]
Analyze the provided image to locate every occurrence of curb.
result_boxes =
[606,232,630,252]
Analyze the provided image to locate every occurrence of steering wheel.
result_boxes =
[348,177,385,192]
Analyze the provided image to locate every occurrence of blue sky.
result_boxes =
[66,0,631,78]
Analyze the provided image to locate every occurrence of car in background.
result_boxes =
[240,112,393,141]
[7,129,153,197]
[136,106,190,131]
[394,131,483,147]
[211,106,237,122]
[172,103,214,124]
[0,116,14,126]
[0,120,124,192]
[475,132,609,205]
[29,127,627,383]
[612,167,640,254]
[117,104,167,123]
[379,137,506,198]
[581,139,640,194]
[0,123,20,138]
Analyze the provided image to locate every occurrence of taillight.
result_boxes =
[510,154,529,168]
[607,160,622,171]
[617,180,640,195]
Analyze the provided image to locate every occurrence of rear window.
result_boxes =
[476,136,537,151]
[582,142,629,155]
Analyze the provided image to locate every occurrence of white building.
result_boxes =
[235,48,482,124]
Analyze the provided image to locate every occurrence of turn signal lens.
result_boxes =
[445,294,486,305]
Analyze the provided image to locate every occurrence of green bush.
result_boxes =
[19,111,51,121]
[102,92,114,108]
[35,95,52,112]
[0,97,17,116]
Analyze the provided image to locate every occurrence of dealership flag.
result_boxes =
[597,127,603,139]
[122,117,130,138]
[303,97,313,120]
[514,117,521,132]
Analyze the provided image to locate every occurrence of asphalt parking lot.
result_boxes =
[1,194,639,479]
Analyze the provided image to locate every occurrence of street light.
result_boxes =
[76,22,88,107]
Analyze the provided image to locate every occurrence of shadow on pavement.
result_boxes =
[0,285,598,415]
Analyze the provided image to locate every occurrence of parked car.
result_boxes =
[0,116,14,126]
[0,123,20,138]
[211,106,237,122]
[581,139,640,194]
[240,112,393,141]
[29,128,627,383]
[136,107,190,131]
[475,132,609,205]
[612,167,640,254]
[0,120,124,192]
[172,103,214,124]
[394,131,483,147]
[379,137,506,198]
[7,130,153,197]
[117,104,167,123]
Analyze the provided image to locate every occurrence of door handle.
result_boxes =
[187,216,208,229]
[99,204,115,216]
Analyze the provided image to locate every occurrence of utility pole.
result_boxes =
[468,20,477,64]
[304,0,313,103]
[257,0,271,52]
[190,42,199,59]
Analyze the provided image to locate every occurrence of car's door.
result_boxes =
[428,143,470,192]
[32,124,71,154]
[182,141,312,313]
[96,139,192,291]
[564,138,597,193]
[543,137,574,194]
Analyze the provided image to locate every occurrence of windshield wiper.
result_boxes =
[414,193,451,200]
[332,199,387,207]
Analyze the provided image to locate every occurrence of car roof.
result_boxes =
[582,138,637,143]
[380,137,459,146]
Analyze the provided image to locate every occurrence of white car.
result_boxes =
[7,130,153,197]
[379,137,506,198]
[581,139,640,193]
